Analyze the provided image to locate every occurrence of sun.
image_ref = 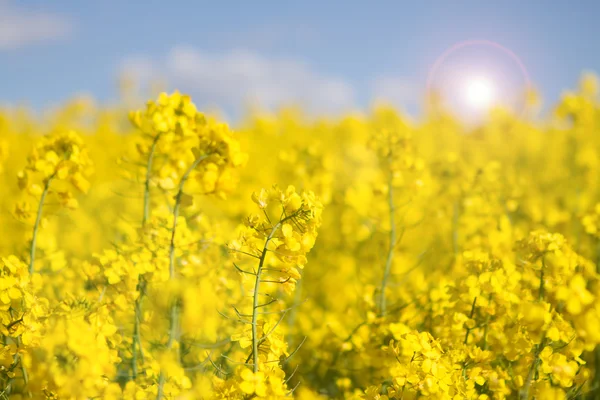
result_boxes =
[464,77,495,109]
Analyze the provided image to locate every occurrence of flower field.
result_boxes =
[1,75,600,399]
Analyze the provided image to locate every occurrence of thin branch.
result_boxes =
[283,336,307,365]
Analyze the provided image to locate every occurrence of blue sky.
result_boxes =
[1,0,599,117]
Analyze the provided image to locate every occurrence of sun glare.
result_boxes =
[464,77,495,109]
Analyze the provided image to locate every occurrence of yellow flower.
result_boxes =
[239,369,268,397]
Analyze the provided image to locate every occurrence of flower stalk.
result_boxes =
[379,156,396,316]
[29,175,54,274]
[157,153,210,400]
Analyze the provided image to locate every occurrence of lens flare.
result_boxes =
[426,39,531,122]
[464,77,495,109]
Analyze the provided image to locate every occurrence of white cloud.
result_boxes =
[370,76,421,113]
[0,0,73,50]
[120,46,356,116]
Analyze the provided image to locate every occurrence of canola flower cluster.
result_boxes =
[0,74,600,399]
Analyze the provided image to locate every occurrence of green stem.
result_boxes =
[29,175,53,274]
[142,134,161,226]
[249,211,302,373]
[5,311,30,397]
[463,296,478,345]
[157,154,210,400]
[538,256,546,301]
[519,342,543,400]
[131,135,160,379]
[379,164,396,316]
[16,336,30,398]
[251,222,281,373]
[520,255,549,399]
[168,155,208,278]
[131,280,145,380]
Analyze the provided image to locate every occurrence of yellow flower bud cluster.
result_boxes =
[129,92,202,138]
[19,130,93,195]
[127,92,247,198]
